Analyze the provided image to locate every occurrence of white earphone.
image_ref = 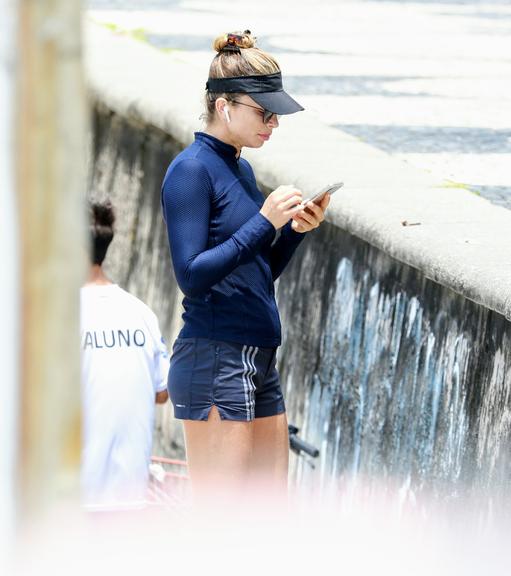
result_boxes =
[223,106,231,123]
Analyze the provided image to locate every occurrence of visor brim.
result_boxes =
[248,90,304,115]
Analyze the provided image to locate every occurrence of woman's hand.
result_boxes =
[291,193,330,233]
[260,185,303,230]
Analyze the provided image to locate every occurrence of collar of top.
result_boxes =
[195,131,239,160]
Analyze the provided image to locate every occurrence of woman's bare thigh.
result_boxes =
[249,413,289,498]
[183,405,253,502]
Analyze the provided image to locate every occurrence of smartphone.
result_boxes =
[302,182,344,206]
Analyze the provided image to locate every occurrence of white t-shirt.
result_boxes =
[80,284,169,509]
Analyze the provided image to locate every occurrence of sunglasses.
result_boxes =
[230,99,278,124]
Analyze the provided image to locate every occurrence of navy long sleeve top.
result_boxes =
[161,131,306,348]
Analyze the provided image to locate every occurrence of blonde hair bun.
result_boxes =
[213,30,256,52]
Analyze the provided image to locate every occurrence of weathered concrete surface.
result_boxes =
[276,222,511,495]
[85,22,511,323]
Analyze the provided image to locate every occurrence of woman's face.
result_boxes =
[221,95,280,150]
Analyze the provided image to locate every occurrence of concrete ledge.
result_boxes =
[84,22,511,321]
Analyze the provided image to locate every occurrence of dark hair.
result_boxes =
[89,201,115,265]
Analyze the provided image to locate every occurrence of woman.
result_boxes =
[161,30,330,505]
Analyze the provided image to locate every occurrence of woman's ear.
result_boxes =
[215,98,231,123]
[215,97,227,116]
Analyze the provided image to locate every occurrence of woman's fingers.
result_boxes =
[292,214,317,232]
[266,185,332,229]
[318,193,331,211]
[295,209,317,227]
[281,195,304,211]
[291,218,307,233]
[282,188,302,201]
[304,201,326,222]
[262,185,304,229]
[291,219,304,232]
[288,192,331,232]
[285,206,307,220]
[273,185,302,203]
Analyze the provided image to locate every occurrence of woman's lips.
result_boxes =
[258,133,270,141]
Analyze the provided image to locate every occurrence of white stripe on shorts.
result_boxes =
[241,345,259,421]
[247,346,258,420]
[241,345,252,422]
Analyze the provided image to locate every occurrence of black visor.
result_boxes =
[206,72,304,116]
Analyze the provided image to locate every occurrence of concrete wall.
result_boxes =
[278,223,511,495]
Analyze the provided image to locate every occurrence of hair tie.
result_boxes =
[221,32,243,54]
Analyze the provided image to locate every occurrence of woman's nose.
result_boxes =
[268,114,279,128]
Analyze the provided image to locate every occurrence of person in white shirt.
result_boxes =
[80,201,169,509]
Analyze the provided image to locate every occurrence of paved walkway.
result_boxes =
[88,0,511,209]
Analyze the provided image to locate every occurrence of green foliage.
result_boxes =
[98,21,179,53]
[102,22,120,32]
[130,28,148,42]
[442,179,471,191]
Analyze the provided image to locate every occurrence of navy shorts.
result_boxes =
[167,337,286,421]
